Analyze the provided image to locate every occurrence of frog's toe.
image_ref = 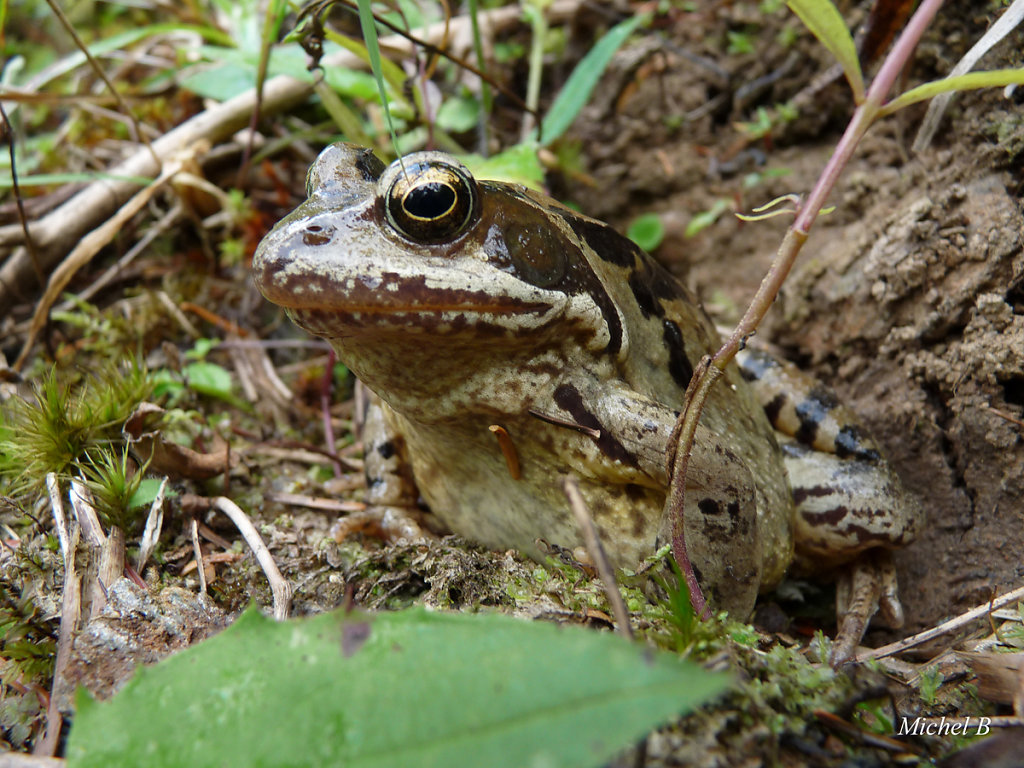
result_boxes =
[877,554,905,628]
[830,550,904,667]
[331,505,432,546]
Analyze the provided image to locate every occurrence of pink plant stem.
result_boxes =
[671,0,945,617]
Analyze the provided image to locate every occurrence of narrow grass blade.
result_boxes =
[539,13,648,146]
[356,0,402,156]
[881,68,1024,116]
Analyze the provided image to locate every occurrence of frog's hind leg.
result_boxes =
[832,550,903,664]
[737,347,921,664]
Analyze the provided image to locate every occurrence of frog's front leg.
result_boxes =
[575,380,765,618]
[738,348,922,663]
[331,389,431,545]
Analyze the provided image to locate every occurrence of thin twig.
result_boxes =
[155,289,201,338]
[321,348,340,478]
[191,518,207,596]
[562,475,633,640]
[56,204,183,311]
[859,583,1024,661]
[214,496,292,620]
[0,102,44,290]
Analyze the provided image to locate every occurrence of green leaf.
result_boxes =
[461,143,546,189]
[437,96,481,134]
[321,66,381,102]
[182,362,234,401]
[128,477,176,510]
[539,14,649,145]
[879,67,1024,116]
[786,0,864,103]
[67,607,728,768]
[627,213,665,252]
[323,32,409,101]
[184,338,218,361]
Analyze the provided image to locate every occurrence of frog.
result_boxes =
[252,143,921,661]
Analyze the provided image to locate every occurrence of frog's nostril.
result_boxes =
[302,224,333,246]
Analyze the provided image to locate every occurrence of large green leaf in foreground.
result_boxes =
[67,607,727,768]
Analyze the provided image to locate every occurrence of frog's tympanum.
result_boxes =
[253,144,921,660]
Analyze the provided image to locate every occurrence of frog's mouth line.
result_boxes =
[283,302,552,316]
[257,269,557,319]
[285,303,557,341]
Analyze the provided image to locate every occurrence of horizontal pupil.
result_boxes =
[404,182,456,220]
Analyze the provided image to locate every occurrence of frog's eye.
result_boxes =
[380,155,478,244]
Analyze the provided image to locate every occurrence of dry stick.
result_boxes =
[0,0,582,308]
[190,518,208,596]
[562,475,633,640]
[859,583,1024,662]
[155,289,201,338]
[13,160,183,369]
[56,204,183,311]
[213,496,292,621]
[321,348,341,479]
[68,479,106,548]
[666,0,946,617]
[34,524,80,758]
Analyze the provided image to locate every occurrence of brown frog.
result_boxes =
[253,144,920,659]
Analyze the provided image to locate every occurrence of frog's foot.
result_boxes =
[330,505,433,546]
[830,550,904,666]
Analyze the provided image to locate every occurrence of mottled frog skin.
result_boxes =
[253,144,920,628]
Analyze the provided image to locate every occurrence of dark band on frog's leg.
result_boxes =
[552,383,638,467]
[762,393,787,426]
[794,386,839,447]
[737,348,882,461]
[835,425,881,463]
